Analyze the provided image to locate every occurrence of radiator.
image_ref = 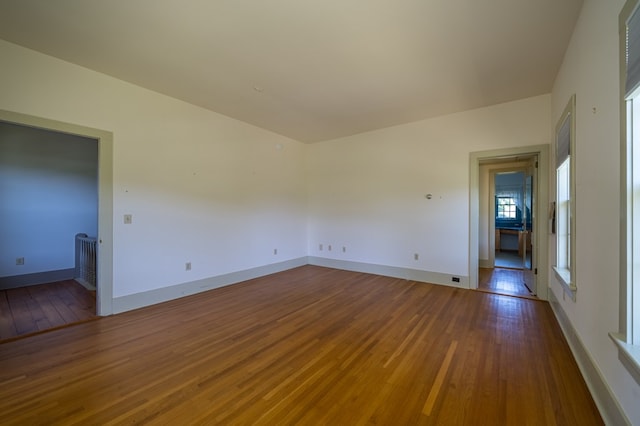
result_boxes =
[75,233,97,290]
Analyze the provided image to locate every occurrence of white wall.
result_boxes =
[0,122,97,277]
[0,39,308,298]
[550,0,640,422]
[307,95,550,278]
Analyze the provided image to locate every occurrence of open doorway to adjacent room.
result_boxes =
[0,110,114,342]
[470,145,549,301]
[0,121,98,340]
[481,158,536,298]
[494,170,533,270]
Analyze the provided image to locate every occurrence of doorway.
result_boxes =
[494,170,531,268]
[484,163,536,298]
[0,109,114,321]
[469,145,549,301]
[486,162,536,297]
[0,121,102,340]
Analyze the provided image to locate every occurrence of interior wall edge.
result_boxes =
[0,268,75,290]
[111,254,475,316]
[307,256,469,289]
[112,257,308,314]
[548,290,630,426]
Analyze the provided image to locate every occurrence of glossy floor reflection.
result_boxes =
[478,267,536,299]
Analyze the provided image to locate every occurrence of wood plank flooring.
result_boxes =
[0,266,601,425]
[0,280,96,342]
[478,267,535,299]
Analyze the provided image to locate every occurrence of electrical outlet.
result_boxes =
[328,245,332,251]
[342,246,346,253]
[16,257,24,266]
[273,248,278,255]
[124,214,133,224]
[185,262,191,271]
[414,253,419,261]
[452,276,460,283]
[319,244,323,251]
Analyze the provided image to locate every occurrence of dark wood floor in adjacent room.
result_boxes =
[0,280,96,342]
[0,266,601,425]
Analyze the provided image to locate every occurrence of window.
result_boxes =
[553,95,576,296]
[496,196,517,219]
[610,0,640,385]
[556,158,571,271]
[626,86,640,346]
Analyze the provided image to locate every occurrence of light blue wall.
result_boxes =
[0,121,98,278]
[495,171,524,188]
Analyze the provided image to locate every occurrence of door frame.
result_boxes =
[0,109,114,315]
[469,144,549,300]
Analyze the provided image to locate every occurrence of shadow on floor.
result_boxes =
[0,280,97,343]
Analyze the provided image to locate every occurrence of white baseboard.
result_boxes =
[548,290,629,425]
[0,268,75,290]
[74,277,96,291]
[113,256,468,314]
[307,256,469,289]
[112,257,308,314]
[479,259,493,268]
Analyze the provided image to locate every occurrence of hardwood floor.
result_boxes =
[0,280,96,342]
[478,267,535,299]
[0,266,601,425]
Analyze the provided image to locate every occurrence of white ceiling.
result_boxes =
[0,0,583,143]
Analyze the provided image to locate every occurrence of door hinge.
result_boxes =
[535,161,538,168]
[534,268,538,275]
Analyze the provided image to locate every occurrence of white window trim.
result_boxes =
[553,95,577,300]
[610,334,640,383]
[613,0,640,386]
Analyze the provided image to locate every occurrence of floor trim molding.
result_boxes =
[113,257,470,314]
[548,290,629,425]
[112,257,308,314]
[307,257,469,289]
[0,268,75,290]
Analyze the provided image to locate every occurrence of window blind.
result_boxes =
[556,114,571,167]
[627,5,640,96]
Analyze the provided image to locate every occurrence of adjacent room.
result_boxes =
[0,0,638,424]
[0,121,98,338]
[477,156,538,299]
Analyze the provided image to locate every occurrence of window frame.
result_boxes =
[553,95,577,299]
[610,0,640,386]
[496,196,518,219]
